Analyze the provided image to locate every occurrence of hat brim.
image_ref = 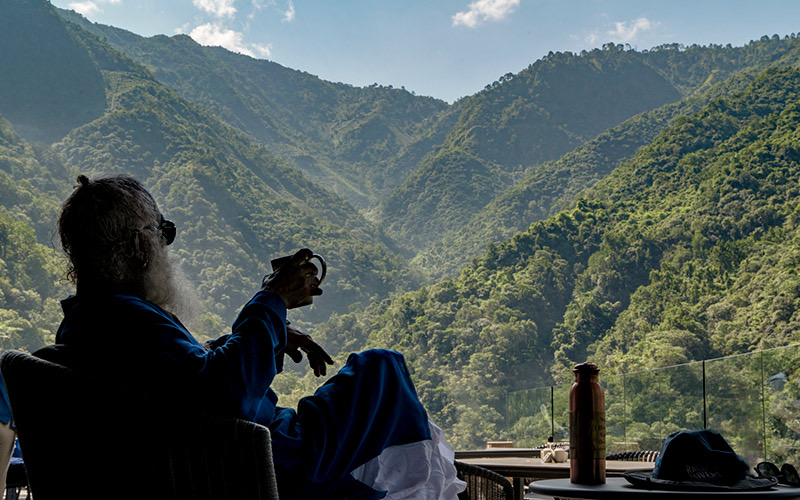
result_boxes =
[623,472,778,491]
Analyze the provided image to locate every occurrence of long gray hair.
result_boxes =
[59,174,161,298]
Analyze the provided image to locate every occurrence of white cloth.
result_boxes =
[350,419,466,499]
[0,420,15,491]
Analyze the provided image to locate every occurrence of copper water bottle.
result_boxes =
[569,362,606,484]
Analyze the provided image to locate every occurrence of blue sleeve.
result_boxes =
[0,377,11,427]
[149,290,287,421]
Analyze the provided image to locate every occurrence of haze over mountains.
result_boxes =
[2,0,800,447]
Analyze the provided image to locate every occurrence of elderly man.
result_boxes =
[55,174,463,499]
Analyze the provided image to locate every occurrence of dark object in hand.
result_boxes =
[266,251,326,308]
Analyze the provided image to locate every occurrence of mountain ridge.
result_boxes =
[1,0,419,331]
[309,66,800,447]
[3,0,800,450]
[55,7,450,210]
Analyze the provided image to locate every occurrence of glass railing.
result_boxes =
[506,343,800,466]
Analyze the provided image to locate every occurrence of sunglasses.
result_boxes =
[159,216,176,246]
[755,462,799,487]
[143,216,176,246]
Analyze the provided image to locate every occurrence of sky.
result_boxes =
[49,0,800,103]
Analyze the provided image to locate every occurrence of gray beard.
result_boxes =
[142,246,199,322]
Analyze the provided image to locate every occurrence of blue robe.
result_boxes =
[0,378,11,428]
[55,290,432,499]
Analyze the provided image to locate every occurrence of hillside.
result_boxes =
[375,38,800,255]
[413,70,761,278]
[47,9,800,272]
[5,0,800,451]
[0,115,71,351]
[373,47,681,251]
[309,67,800,448]
[0,0,418,331]
[0,0,106,144]
[55,8,451,210]
[570,67,800,372]
[410,38,800,278]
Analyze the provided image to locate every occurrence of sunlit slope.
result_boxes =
[570,66,800,373]
[374,48,681,251]
[315,67,800,448]
[0,115,71,351]
[412,38,800,278]
[413,71,762,279]
[376,38,800,257]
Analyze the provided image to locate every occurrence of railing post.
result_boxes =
[760,351,767,461]
[702,360,707,429]
[550,385,555,440]
[623,372,627,447]
[505,390,508,436]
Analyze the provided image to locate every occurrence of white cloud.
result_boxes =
[190,23,257,57]
[283,0,295,22]
[107,0,122,4]
[69,1,101,16]
[251,0,272,9]
[607,17,657,43]
[253,43,273,58]
[192,0,237,18]
[452,0,520,28]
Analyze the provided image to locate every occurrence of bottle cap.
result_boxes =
[573,362,600,374]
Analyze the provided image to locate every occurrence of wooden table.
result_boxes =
[458,458,654,500]
[455,448,541,459]
[529,477,800,499]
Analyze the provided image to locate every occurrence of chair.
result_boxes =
[455,460,514,500]
[0,348,279,500]
[5,456,28,500]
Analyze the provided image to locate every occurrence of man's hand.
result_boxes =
[285,325,334,377]
[262,248,323,308]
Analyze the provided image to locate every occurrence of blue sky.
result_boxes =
[49,0,800,103]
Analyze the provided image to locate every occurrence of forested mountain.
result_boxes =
[413,38,800,278]
[413,71,761,278]
[374,48,681,251]
[376,38,800,255]
[3,0,800,451]
[0,115,70,352]
[570,67,800,372]
[55,8,451,210]
[0,0,418,337]
[310,67,800,448]
[44,8,800,265]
